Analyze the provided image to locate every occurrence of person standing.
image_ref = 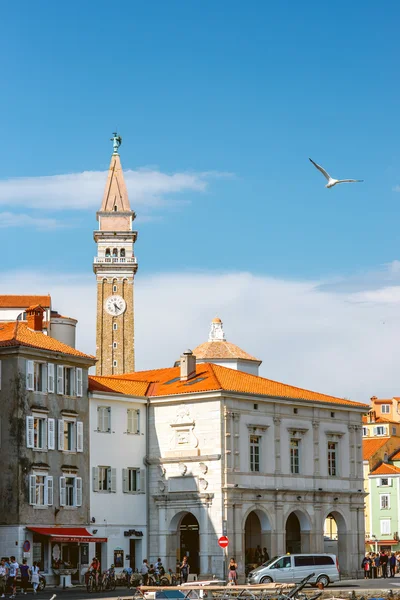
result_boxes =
[262,548,269,563]
[374,553,381,578]
[228,558,238,585]
[179,557,190,584]
[0,559,7,598]
[361,555,371,579]
[8,557,19,598]
[20,560,30,595]
[140,560,149,586]
[30,562,40,595]
[390,553,397,578]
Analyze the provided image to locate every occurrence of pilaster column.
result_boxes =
[233,413,240,471]
[273,417,281,474]
[312,420,320,475]
[348,424,356,478]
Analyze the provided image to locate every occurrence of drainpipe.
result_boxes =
[146,398,150,560]
[223,400,228,581]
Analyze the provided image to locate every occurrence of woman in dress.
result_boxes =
[228,558,238,585]
[179,557,190,584]
[30,562,40,594]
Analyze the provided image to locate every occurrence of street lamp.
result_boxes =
[371,534,378,554]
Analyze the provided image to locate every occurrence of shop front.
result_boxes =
[27,527,107,585]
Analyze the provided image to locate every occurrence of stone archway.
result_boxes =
[168,511,200,575]
[323,510,348,575]
[244,509,272,568]
[285,510,311,554]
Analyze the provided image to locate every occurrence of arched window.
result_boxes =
[114,205,117,212]
[105,248,111,257]
[120,248,125,257]
[112,248,118,257]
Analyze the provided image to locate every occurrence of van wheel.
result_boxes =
[316,575,329,588]
[260,576,273,584]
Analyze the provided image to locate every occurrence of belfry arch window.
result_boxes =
[114,205,117,211]
[112,248,118,257]
[120,249,125,258]
[105,248,111,257]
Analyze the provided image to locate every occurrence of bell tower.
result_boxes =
[93,133,138,375]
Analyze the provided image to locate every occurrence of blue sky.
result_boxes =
[2,2,400,400]
[1,0,400,278]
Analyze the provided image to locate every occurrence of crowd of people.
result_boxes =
[362,551,400,579]
[0,557,40,598]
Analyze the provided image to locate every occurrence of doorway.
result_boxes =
[180,513,200,574]
[286,513,301,554]
[130,540,136,570]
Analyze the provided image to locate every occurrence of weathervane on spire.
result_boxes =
[110,132,122,154]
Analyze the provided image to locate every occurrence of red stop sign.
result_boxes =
[218,536,229,548]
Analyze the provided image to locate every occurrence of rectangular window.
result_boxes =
[93,466,117,493]
[362,427,368,436]
[113,323,118,331]
[250,435,260,472]
[59,475,82,507]
[33,362,47,392]
[64,367,75,396]
[113,342,117,349]
[127,409,140,434]
[381,519,391,535]
[290,438,300,474]
[380,478,390,486]
[29,474,53,506]
[113,360,117,367]
[328,441,338,476]
[375,426,386,436]
[123,468,140,492]
[382,404,390,414]
[64,420,75,452]
[97,407,111,432]
[380,494,390,509]
[27,416,47,450]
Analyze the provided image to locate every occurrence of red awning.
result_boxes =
[27,527,107,543]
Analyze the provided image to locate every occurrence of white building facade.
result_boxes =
[89,385,148,571]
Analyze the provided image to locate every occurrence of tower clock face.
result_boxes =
[104,295,126,316]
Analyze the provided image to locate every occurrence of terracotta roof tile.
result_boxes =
[371,463,400,475]
[89,376,149,396]
[0,322,94,360]
[391,450,400,461]
[363,437,391,460]
[192,340,260,362]
[0,295,51,308]
[89,363,367,408]
[362,416,399,425]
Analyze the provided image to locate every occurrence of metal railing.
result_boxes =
[94,257,137,264]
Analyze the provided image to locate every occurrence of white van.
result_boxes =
[247,554,339,587]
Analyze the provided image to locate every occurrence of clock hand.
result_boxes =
[114,303,119,312]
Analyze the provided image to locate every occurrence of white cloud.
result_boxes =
[0,169,231,211]
[2,267,400,403]
[0,212,67,230]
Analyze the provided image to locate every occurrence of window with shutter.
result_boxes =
[48,419,55,450]
[59,477,66,506]
[111,468,117,493]
[57,365,64,395]
[139,469,145,493]
[76,477,82,506]
[26,416,34,448]
[48,364,55,393]
[26,360,34,391]
[58,419,64,451]
[76,422,83,452]
[97,407,111,432]
[46,476,53,505]
[76,368,83,397]
[127,409,140,434]
[122,468,129,492]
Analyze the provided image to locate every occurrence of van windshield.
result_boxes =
[262,556,279,567]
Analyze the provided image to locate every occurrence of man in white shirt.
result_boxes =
[140,559,149,585]
[7,557,19,599]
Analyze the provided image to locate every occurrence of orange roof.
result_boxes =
[362,415,399,425]
[212,317,222,323]
[0,321,95,360]
[363,437,391,460]
[391,450,400,461]
[0,295,51,308]
[192,340,261,362]
[89,362,367,408]
[371,463,400,475]
[90,376,149,396]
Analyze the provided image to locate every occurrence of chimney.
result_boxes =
[180,349,196,381]
[26,305,45,332]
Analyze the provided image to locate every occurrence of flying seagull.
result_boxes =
[309,158,363,188]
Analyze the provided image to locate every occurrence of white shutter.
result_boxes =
[59,476,66,506]
[29,475,36,505]
[92,467,99,492]
[122,468,128,492]
[76,421,83,452]
[26,360,34,391]
[47,418,55,450]
[136,409,140,433]
[110,468,117,492]
[26,416,34,448]
[46,476,53,505]
[58,419,64,450]
[76,368,83,397]
[106,407,111,432]
[48,364,55,393]
[75,477,82,506]
[140,468,146,492]
[57,365,64,395]
[127,409,134,433]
